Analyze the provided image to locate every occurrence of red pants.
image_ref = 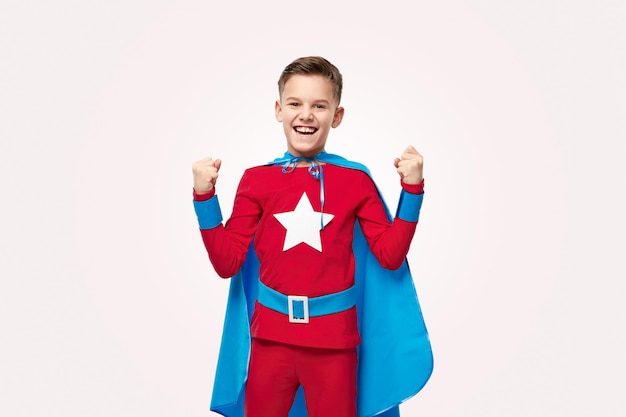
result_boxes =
[244,338,358,417]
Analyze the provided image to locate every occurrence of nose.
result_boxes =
[299,107,313,121]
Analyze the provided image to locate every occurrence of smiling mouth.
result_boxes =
[294,126,317,135]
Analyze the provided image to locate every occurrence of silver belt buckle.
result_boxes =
[287,295,309,324]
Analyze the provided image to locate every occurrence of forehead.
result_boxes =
[282,74,336,102]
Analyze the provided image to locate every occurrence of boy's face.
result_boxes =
[275,74,344,158]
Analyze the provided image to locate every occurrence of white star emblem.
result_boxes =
[273,192,334,252]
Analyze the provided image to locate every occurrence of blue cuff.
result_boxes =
[193,195,223,229]
[395,190,423,222]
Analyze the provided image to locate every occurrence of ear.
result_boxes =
[331,106,345,128]
[275,100,283,122]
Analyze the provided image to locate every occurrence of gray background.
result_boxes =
[2,1,624,416]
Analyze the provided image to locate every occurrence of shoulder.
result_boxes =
[241,164,279,178]
[320,153,371,175]
[235,165,280,192]
[325,163,372,180]
[324,164,380,197]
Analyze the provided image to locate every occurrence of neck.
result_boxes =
[287,150,326,160]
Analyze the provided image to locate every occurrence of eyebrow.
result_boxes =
[284,97,331,104]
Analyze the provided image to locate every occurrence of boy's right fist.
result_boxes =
[192,157,222,194]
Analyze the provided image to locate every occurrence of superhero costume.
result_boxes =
[194,151,433,417]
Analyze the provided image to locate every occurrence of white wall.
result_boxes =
[1,1,624,416]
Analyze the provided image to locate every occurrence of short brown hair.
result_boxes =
[277,56,343,104]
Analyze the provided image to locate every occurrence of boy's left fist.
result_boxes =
[394,146,423,184]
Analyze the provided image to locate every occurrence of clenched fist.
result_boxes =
[192,157,222,194]
[394,146,424,185]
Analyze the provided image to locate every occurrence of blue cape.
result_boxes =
[209,152,433,417]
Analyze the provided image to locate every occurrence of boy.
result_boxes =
[192,56,432,417]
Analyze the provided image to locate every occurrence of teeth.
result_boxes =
[295,127,316,133]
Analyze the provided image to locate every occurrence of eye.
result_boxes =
[288,102,300,107]
[314,104,326,109]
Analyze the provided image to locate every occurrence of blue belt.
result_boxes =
[257,281,357,324]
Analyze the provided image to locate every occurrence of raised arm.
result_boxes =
[357,146,425,270]
[192,158,260,278]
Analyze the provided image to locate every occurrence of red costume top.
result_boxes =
[196,164,423,349]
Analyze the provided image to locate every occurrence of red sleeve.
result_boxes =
[198,172,261,278]
[401,179,424,194]
[193,188,215,201]
[356,175,418,270]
